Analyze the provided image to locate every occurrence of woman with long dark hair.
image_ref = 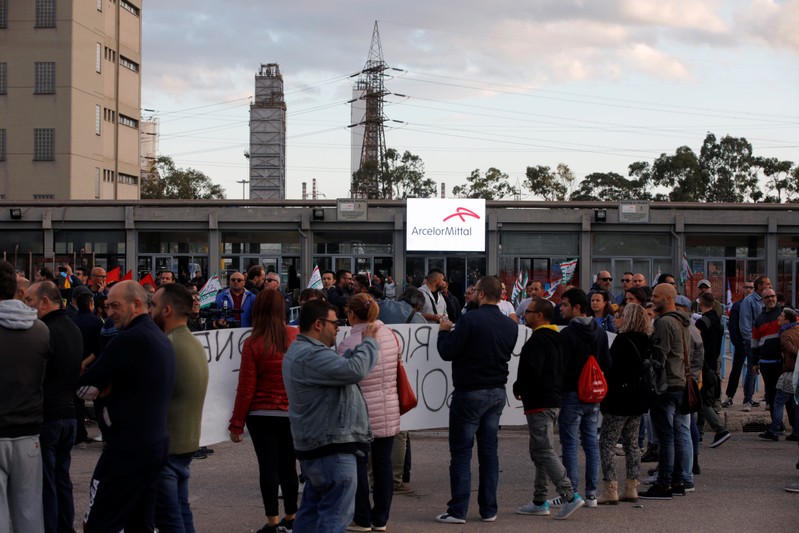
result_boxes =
[598,303,652,505]
[337,293,401,532]
[590,290,616,333]
[229,289,298,533]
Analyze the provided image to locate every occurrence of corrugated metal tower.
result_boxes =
[249,63,286,199]
[351,22,390,199]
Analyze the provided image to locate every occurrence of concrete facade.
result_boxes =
[0,0,142,200]
[1,199,798,308]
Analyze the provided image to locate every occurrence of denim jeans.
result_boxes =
[769,388,798,436]
[40,418,76,533]
[557,391,600,496]
[447,388,506,520]
[155,453,195,533]
[295,453,358,533]
[526,408,573,502]
[649,387,688,487]
[674,412,694,485]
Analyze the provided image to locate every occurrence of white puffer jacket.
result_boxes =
[337,320,401,438]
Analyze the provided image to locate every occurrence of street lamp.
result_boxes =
[236,179,250,200]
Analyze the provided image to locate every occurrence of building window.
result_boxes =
[95,105,101,135]
[34,0,56,28]
[120,1,140,17]
[104,47,116,62]
[34,128,55,161]
[95,168,101,198]
[0,0,7,29]
[103,108,116,123]
[97,0,102,12]
[34,62,55,94]
[118,173,138,185]
[0,62,6,94]
[119,56,139,73]
[0,129,6,161]
[33,194,55,199]
[119,114,138,129]
[103,169,115,182]
[96,43,102,73]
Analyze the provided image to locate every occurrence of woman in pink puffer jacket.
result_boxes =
[337,292,400,532]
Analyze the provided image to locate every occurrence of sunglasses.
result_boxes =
[600,277,613,282]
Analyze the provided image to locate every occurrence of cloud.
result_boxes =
[735,0,799,52]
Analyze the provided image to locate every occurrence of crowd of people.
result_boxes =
[2,259,798,532]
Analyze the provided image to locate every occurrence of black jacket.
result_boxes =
[78,314,175,450]
[560,317,611,394]
[696,310,723,371]
[600,331,650,416]
[438,304,518,392]
[41,310,83,421]
[513,326,567,410]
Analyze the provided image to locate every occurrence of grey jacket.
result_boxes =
[652,310,690,387]
[282,333,378,453]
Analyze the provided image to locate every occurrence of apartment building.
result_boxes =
[0,0,142,200]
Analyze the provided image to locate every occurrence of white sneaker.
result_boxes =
[435,513,465,524]
[584,495,598,508]
[516,501,550,516]
[742,402,752,412]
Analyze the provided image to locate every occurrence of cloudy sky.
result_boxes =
[142,0,799,199]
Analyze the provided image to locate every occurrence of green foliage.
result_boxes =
[141,156,226,200]
[524,163,575,201]
[570,172,649,201]
[452,168,516,200]
[756,157,796,202]
[351,149,436,199]
[699,133,760,202]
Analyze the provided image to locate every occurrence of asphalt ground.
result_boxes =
[70,413,799,533]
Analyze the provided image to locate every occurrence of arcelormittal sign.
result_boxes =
[406,198,486,252]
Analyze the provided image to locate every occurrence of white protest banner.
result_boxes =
[193,324,614,446]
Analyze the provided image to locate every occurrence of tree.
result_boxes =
[651,145,705,202]
[699,133,760,202]
[452,168,516,200]
[524,163,575,201]
[351,149,436,199]
[141,156,225,200]
[570,172,649,201]
[755,157,796,203]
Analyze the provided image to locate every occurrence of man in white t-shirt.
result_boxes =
[419,268,448,323]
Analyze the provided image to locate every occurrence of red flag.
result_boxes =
[122,269,133,281]
[139,273,156,287]
[106,266,121,283]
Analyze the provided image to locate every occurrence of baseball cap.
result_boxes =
[697,279,711,289]
[675,295,692,308]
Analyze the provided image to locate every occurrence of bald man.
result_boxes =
[76,281,176,532]
[639,283,691,501]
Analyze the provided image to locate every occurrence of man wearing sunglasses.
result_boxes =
[213,271,255,328]
[588,271,615,303]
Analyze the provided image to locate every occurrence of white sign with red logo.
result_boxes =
[406,198,486,252]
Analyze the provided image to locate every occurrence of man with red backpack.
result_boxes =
[557,288,611,509]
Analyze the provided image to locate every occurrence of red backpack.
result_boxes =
[577,354,607,403]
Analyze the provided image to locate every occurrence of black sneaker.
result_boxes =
[721,397,733,408]
[641,444,659,463]
[786,434,799,442]
[758,431,779,442]
[278,518,294,532]
[639,484,673,500]
[750,400,761,408]
[709,430,731,448]
[672,483,686,496]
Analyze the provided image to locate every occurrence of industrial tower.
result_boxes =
[249,63,287,199]
[350,22,390,199]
